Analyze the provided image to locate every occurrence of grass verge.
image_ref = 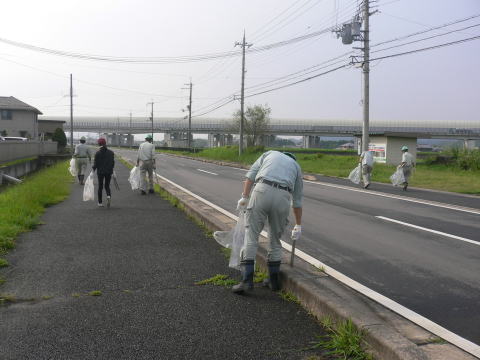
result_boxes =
[0,161,72,262]
[309,317,373,360]
[159,146,480,195]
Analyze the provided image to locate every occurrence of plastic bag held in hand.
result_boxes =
[213,212,245,270]
[291,225,302,241]
[68,158,77,177]
[83,171,95,202]
[237,196,248,211]
[390,168,405,186]
[348,164,361,184]
[128,166,141,190]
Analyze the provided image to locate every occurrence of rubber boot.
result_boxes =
[232,260,255,294]
[265,260,281,291]
[78,175,82,184]
[79,175,85,185]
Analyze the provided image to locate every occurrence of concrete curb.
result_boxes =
[121,155,477,360]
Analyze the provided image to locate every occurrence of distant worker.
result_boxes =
[92,138,115,208]
[233,151,303,294]
[136,134,156,195]
[73,136,92,185]
[399,145,415,191]
[359,150,374,189]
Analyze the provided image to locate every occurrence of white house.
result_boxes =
[0,96,42,139]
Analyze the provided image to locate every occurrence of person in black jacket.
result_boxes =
[92,138,115,207]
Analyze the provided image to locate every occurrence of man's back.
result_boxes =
[138,141,155,161]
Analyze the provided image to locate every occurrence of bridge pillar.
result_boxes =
[208,133,225,147]
[165,131,189,147]
[258,135,275,147]
[303,135,316,148]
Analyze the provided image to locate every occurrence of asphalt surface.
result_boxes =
[0,161,329,360]
[115,150,480,346]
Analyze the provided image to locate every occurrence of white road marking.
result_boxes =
[146,166,480,358]
[376,216,480,246]
[197,169,218,176]
[304,179,480,215]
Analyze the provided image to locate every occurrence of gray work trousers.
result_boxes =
[402,165,412,184]
[362,164,372,185]
[75,158,88,176]
[242,182,291,262]
[140,160,154,191]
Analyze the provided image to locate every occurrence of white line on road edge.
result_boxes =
[304,180,480,216]
[197,169,218,176]
[153,171,480,358]
[376,216,480,246]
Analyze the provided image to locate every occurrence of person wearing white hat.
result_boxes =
[399,145,415,191]
[73,136,92,185]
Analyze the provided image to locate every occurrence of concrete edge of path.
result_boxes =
[120,155,477,360]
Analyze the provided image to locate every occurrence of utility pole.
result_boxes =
[186,80,192,149]
[129,111,132,149]
[69,73,74,154]
[235,31,252,155]
[362,0,370,153]
[147,101,154,142]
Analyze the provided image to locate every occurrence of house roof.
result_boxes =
[0,96,42,115]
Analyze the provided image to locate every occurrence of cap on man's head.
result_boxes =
[98,138,106,146]
[283,152,297,161]
[80,136,86,141]
[401,145,408,151]
[145,134,153,140]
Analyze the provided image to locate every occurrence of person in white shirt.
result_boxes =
[399,145,415,191]
[359,150,374,189]
[73,136,92,185]
[136,134,156,195]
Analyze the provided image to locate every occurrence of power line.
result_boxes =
[369,34,480,62]
[191,98,235,118]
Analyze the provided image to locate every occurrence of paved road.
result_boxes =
[117,150,480,346]
[0,162,329,360]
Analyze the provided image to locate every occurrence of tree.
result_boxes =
[0,130,7,137]
[52,128,67,151]
[233,104,271,147]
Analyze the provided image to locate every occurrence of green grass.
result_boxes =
[279,290,300,304]
[88,290,102,296]
[195,274,238,287]
[159,146,480,195]
[0,156,37,168]
[0,161,73,256]
[309,317,373,360]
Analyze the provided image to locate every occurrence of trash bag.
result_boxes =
[390,167,406,186]
[68,158,77,177]
[83,171,95,201]
[128,166,141,190]
[213,211,246,270]
[348,164,361,184]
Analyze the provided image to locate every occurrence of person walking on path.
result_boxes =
[399,145,415,191]
[233,150,304,294]
[359,150,374,189]
[137,134,156,195]
[73,136,92,185]
[92,138,115,207]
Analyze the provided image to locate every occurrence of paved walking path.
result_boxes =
[0,162,328,360]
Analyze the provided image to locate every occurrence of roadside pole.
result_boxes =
[70,74,74,154]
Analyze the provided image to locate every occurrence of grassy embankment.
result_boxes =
[158,146,480,195]
[0,161,73,269]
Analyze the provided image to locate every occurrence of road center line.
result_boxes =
[149,168,480,358]
[197,169,218,176]
[376,216,480,246]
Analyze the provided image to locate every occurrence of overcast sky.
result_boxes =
[1,0,479,129]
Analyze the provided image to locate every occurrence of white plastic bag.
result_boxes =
[128,166,141,191]
[213,212,246,270]
[83,171,95,201]
[348,164,361,184]
[68,158,77,177]
[390,168,406,186]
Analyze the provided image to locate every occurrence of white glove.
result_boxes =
[291,225,302,241]
[236,197,249,211]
